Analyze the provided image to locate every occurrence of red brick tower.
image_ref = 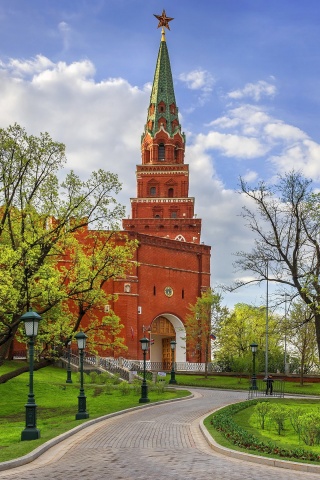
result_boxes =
[123,22,201,244]
[119,12,210,365]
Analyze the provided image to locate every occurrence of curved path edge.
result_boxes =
[199,410,320,475]
[2,390,320,475]
[0,393,194,472]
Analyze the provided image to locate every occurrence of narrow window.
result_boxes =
[153,286,156,296]
[182,289,184,299]
[158,143,165,161]
[168,188,174,198]
[150,186,156,196]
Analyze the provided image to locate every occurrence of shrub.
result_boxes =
[89,371,99,384]
[118,382,131,396]
[289,407,304,440]
[253,401,270,430]
[210,401,320,462]
[104,382,114,395]
[300,413,320,446]
[268,404,289,435]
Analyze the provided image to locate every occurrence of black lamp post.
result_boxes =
[139,337,150,403]
[169,340,177,385]
[75,331,89,420]
[21,308,42,441]
[250,342,258,390]
[66,340,73,384]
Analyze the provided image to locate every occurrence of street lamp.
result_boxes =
[284,293,289,375]
[66,340,73,384]
[21,308,42,441]
[250,342,258,390]
[139,337,150,403]
[169,340,177,385]
[75,331,89,420]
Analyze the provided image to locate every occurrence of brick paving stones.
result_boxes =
[0,388,319,480]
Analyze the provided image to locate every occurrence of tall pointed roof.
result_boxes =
[145,25,182,139]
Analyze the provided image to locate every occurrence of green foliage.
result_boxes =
[118,381,131,396]
[214,303,282,373]
[253,401,270,429]
[0,124,137,359]
[289,407,305,440]
[268,404,289,435]
[211,400,320,462]
[300,412,320,446]
[185,288,228,375]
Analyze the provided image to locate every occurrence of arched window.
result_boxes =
[168,188,174,198]
[158,143,165,161]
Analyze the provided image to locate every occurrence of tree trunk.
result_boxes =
[0,359,53,384]
[314,312,320,361]
[300,353,305,386]
[0,337,15,363]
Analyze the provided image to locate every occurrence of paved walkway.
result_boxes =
[0,388,319,480]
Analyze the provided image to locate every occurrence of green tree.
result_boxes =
[0,124,136,360]
[214,304,282,374]
[234,172,320,360]
[185,288,228,378]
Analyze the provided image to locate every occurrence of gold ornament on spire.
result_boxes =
[153,9,174,30]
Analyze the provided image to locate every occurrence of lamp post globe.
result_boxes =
[139,337,150,403]
[75,331,89,420]
[250,342,258,391]
[21,308,42,441]
[169,340,177,385]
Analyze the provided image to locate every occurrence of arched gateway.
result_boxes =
[148,314,186,364]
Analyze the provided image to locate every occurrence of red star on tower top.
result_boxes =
[153,10,174,30]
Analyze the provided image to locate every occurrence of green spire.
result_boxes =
[146,30,181,138]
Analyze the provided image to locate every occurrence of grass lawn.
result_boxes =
[204,398,320,464]
[175,374,320,396]
[235,398,320,453]
[0,364,190,463]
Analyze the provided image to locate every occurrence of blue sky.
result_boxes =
[1,0,320,309]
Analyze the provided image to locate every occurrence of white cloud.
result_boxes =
[270,139,320,180]
[1,54,319,308]
[0,56,147,204]
[4,55,55,77]
[242,170,258,182]
[197,131,268,158]
[179,69,214,92]
[227,80,277,101]
[264,122,307,142]
[209,105,271,136]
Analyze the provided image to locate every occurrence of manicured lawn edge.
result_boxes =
[200,401,320,472]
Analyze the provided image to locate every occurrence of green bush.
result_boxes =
[89,371,99,384]
[300,412,320,446]
[118,382,131,396]
[268,404,289,435]
[253,401,270,429]
[211,401,320,462]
